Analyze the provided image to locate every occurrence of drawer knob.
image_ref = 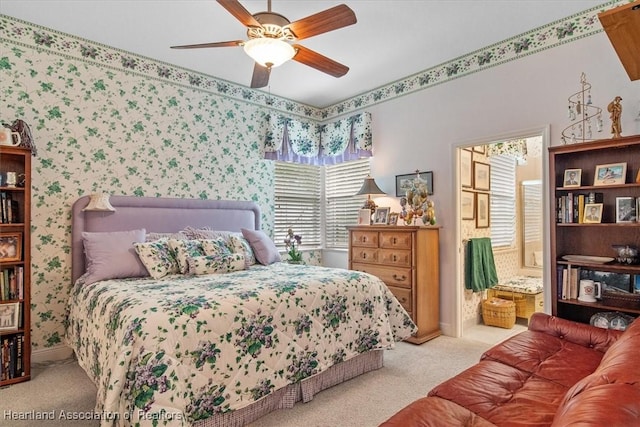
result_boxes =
[362,252,367,259]
[401,297,407,302]
[393,237,397,244]
[392,255,397,262]
[393,274,407,281]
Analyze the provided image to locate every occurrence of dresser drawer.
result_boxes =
[351,247,378,264]
[351,263,412,288]
[378,249,411,267]
[351,230,379,248]
[379,232,412,250]
[388,286,412,313]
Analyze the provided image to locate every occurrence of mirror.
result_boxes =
[522,180,543,268]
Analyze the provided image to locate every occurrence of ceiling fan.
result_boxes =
[171,0,357,88]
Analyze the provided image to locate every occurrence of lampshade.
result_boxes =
[82,193,116,212]
[243,38,295,68]
[355,176,386,196]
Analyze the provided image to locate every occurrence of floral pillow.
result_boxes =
[134,238,180,279]
[201,237,233,257]
[187,253,246,275]
[168,239,206,274]
[184,227,257,266]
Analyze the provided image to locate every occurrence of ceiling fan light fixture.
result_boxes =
[243,38,295,68]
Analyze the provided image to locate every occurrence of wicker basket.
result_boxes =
[482,297,516,329]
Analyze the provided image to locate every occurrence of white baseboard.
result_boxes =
[31,344,74,364]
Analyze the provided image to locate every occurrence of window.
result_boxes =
[324,159,371,248]
[489,155,516,248]
[274,162,321,248]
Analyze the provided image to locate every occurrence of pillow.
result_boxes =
[187,253,246,275]
[201,237,233,257]
[81,229,148,285]
[168,239,206,274]
[241,228,281,265]
[183,227,257,266]
[146,231,188,242]
[134,238,180,279]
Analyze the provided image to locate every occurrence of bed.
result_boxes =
[65,195,416,427]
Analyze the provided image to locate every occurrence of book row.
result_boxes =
[0,333,26,381]
[0,191,20,224]
[0,266,24,301]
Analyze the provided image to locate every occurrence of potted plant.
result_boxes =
[284,228,303,264]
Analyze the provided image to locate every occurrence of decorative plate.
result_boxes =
[561,255,615,264]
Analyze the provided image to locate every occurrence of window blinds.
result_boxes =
[489,155,516,248]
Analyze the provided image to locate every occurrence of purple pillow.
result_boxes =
[241,228,282,265]
[81,229,148,284]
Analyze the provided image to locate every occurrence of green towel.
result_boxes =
[465,237,498,292]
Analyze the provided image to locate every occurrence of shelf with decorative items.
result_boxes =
[0,144,32,386]
[549,134,640,327]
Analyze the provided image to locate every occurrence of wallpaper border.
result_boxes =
[0,0,626,121]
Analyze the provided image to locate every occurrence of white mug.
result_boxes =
[578,280,601,302]
[0,127,21,147]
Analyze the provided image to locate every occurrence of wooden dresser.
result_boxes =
[348,225,441,344]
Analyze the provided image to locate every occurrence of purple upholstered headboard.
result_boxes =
[71,196,261,283]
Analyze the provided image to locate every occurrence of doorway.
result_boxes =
[457,130,548,337]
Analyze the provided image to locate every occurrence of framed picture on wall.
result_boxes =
[476,192,490,228]
[461,190,475,220]
[395,171,433,196]
[461,149,472,188]
[473,161,491,191]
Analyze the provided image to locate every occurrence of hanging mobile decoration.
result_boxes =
[561,73,604,144]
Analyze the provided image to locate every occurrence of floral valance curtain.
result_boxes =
[486,139,528,163]
[264,112,372,165]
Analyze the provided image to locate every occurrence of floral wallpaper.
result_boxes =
[0,18,283,351]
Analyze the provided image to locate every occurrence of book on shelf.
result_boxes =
[0,334,25,381]
[0,266,23,301]
[0,191,19,224]
[558,265,580,300]
[556,193,603,224]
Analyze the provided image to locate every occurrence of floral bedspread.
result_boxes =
[66,263,416,426]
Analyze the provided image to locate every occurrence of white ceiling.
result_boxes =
[1,0,611,107]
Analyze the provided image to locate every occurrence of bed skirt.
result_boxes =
[194,350,384,427]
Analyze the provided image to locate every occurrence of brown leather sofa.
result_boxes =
[380,312,640,426]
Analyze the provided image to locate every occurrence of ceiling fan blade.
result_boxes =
[171,40,243,49]
[251,63,271,88]
[286,4,356,40]
[292,44,348,77]
[217,0,262,28]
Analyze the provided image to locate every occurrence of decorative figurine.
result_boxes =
[607,96,622,138]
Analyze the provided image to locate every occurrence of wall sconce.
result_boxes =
[82,193,116,212]
[355,176,386,213]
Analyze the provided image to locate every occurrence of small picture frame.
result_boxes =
[0,302,20,332]
[476,192,490,228]
[583,203,603,224]
[373,207,390,224]
[461,149,472,188]
[358,209,371,226]
[395,171,433,197]
[473,161,491,191]
[634,275,640,294]
[388,212,399,226]
[461,190,475,220]
[594,162,626,186]
[0,232,22,262]
[563,168,582,188]
[616,197,637,223]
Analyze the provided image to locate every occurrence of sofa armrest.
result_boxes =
[528,313,622,353]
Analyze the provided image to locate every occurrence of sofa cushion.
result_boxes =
[428,360,566,426]
[482,330,605,388]
[379,396,497,427]
[552,316,640,426]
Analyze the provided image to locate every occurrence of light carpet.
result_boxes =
[0,329,515,427]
